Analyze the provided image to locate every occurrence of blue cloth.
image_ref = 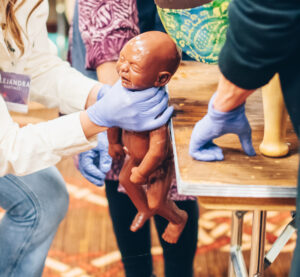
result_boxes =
[0,167,69,276]
[71,0,97,80]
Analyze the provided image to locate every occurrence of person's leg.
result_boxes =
[105,180,154,277]
[154,200,199,277]
[0,166,69,277]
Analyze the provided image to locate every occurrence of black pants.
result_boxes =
[105,180,199,277]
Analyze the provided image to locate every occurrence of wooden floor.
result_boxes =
[5,62,297,276]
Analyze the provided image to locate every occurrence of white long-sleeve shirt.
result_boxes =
[0,0,99,176]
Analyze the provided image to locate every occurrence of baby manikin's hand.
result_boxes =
[108,143,125,160]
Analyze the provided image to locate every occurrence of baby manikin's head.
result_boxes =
[116,31,181,90]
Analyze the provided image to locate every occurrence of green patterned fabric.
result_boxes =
[157,0,230,64]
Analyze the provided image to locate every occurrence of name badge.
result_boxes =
[0,71,31,113]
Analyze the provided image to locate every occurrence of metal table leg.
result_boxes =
[249,211,267,277]
[229,211,248,277]
[264,216,296,269]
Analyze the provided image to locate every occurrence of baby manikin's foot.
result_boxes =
[162,211,188,244]
[130,212,151,232]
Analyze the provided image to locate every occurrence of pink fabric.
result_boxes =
[78,0,139,69]
[105,158,124,181]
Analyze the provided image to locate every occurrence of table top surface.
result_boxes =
[168,62,298,208]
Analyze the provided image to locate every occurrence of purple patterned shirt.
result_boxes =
[78,0,139,68]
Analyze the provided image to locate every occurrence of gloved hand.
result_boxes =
[189,93,256,161]
[97,84,111,100]
[87,79,173,131]
[78,131,112,186]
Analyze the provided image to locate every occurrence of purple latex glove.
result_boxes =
[189,93,256,161]
[87,79,173,131]
[78,131,112,186]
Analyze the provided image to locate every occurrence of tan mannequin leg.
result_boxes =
[259,74,289,157]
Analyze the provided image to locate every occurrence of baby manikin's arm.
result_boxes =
[107,127,125,160]
[133,125,169,180]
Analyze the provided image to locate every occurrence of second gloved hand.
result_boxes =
[189,93,256,161]
[78,131,112,186]
[87,80,174,131]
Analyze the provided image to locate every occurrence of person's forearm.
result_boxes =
[85,83,103,109]
[80,111,107,139]
[214,74,255,112]
[96,61,119,86]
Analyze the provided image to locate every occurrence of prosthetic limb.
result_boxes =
[260,74,289,157]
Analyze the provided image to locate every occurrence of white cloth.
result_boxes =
[0,0,98,176]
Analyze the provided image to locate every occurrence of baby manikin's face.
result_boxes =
[116,37,162,90]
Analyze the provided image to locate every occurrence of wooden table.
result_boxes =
[168,61,299,277]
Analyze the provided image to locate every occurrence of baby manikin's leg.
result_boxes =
[147,164,172,210]
[147,174,188,244]
[156,195,188,244]
[119,158,152,232]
